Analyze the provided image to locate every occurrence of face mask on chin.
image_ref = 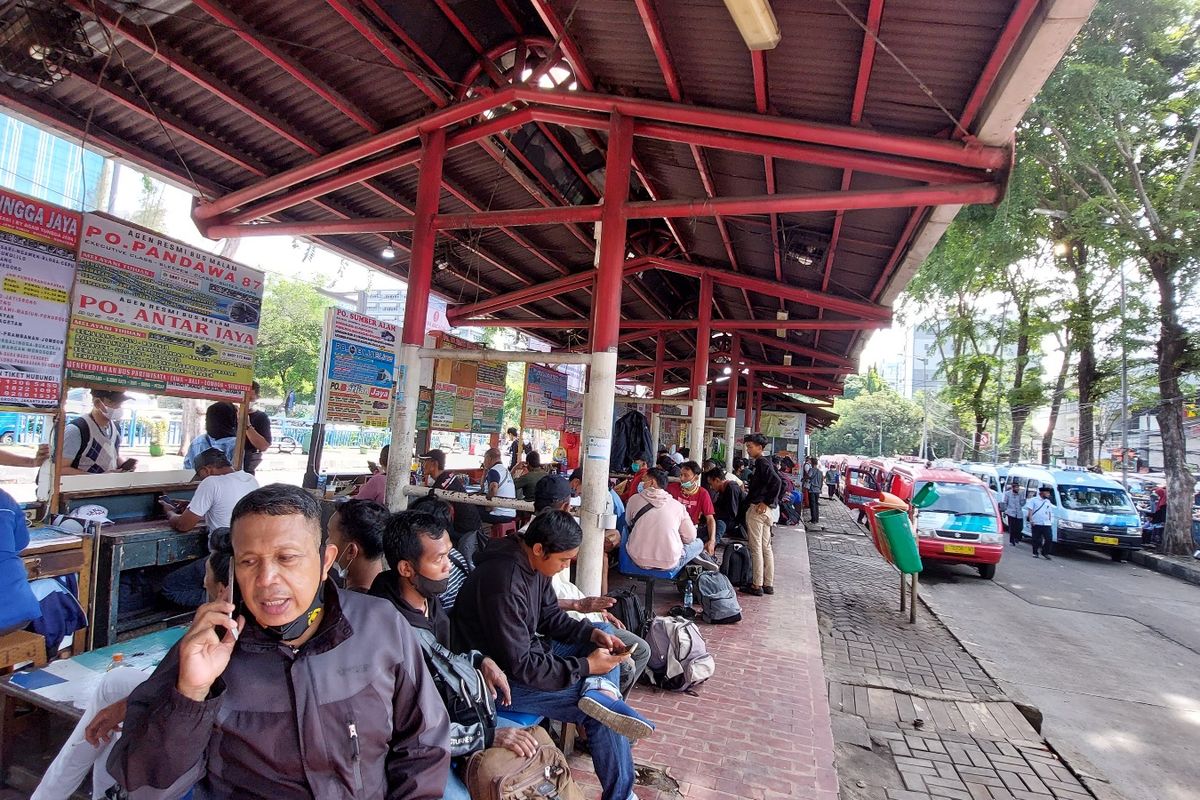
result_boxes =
[681,480,697,491]
[260,590,324,641]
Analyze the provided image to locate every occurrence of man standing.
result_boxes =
[505,427,521,470]
[161,448,259,532]
[804,457,823,524]
[242,381,272,475]
[110,484,450,798]
[668,461,718,556]
[479,447,517,527]
[742,433,782,597]
[1002,482,1026,545]
[824,464,840,500]
[60,389,136,475]
[1026,485,1055,560]
[453,511,652,800]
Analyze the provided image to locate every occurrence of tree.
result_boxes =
[1027,0,1200,553]
[255,277,329,404]
[129,174,167,232]
[809,389,924,457]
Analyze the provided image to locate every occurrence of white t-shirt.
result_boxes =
[551,568,604,624]
[189,471,260,530]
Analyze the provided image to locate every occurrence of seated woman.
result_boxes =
[182,402,239,470]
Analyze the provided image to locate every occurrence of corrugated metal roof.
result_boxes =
[0,0,1042,404]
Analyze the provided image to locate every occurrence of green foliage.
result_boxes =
[504,362,525,432]
[254,276,329,403]
[129,174,167,233]
[810,387,924,457]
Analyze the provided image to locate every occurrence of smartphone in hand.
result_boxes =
[610,642,637,657]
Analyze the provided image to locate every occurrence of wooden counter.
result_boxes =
[20,528,91,654]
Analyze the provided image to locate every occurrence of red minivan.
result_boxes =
[841,456,883,510]
[888,464,1004,579]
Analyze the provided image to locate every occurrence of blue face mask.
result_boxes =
[681,480,697,490]
[631,463,641,472]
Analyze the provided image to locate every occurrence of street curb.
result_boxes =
[915,591,1123,800]
[1129,549,1200,587]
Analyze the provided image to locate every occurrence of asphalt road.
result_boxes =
[916,540,1200,800]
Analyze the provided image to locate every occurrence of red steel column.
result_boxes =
[387,128,446,510]
[577,112,634,595]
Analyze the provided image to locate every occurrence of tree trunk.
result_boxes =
[1042,341,1072,464]
[971,365,990,461]
[1148,255,1196,556]
[1068,245,1098,467]
[1008,303,1032,463]
[177,398,206,456]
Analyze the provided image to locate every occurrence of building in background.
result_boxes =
[0,112,104,208]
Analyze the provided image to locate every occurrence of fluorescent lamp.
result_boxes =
[381,242,396,260]
[723,0,781,51]
[776,309,787,338]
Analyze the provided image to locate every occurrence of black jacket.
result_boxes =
[451,537,595,691]
[432,472,482,536]
[110,582,450,800]
[610,411,654,472]
[713,482,746,527]
[368,570,451,646]
[746,455,783,507]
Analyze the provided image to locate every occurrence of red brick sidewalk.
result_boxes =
[570,526,839,799]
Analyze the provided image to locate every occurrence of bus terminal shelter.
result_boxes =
[1,1,1093,793]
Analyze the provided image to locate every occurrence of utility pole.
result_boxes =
[879,419,884,456]
[993,303,1009,464]
[1119,263,1129,488]
[916,356,929,461]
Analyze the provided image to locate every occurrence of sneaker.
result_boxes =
[762,586,775,595]
[578,691,655,740]
[740,585,764,597]
[1043,554,1052,560]
[691,552,720,572]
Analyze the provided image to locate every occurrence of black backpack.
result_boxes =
[605,587,647,636]
[720,542,752,588]
[674,564,705,601]
[412,628,496,756]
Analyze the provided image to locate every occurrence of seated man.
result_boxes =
[420,448,483,564]
[568,468,626,537]
[34,529,233,800]
[109,484,450,799]
[478,447,518,527]
[668,461,718,557]
[369,511,542,800]
[615,456,650,502]
[354,444,390,503]
[624,468,709,572]
[704,467,747,542]
[453,511,653,800]
[533,475,649,695]
[408,495,472,613]
[512,450,550,502]
[161,448,260,532]
[327,499,388,592]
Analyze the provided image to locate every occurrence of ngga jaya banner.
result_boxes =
[66,215,264,401]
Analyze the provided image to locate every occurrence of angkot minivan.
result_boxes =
[1005,465,1142,561]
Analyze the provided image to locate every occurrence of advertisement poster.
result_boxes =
[317,308,398,428]
[760,411,805,440]
[432,381,457,430]
[523,364,568,430]
[0,189,79,410]
[564,391,584,435]
[427,332,506,434]
[66,214,264,400]
[417,387,433,431]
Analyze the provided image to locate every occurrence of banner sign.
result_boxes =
[66,214,264,400]
[565,391,584,435]
[428,333,506,434]
[0,189,79,410]
[759,411,804,440]
[316,308,398,428]
[523,364,568,430]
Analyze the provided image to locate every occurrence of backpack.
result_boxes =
[695,571,741,624]
[645,615,716,693]
[464,726,584,800]
[604,587,647,636]
[719,542,752,588]
[777,471,795,506]
[412,629,496,755]
[674,563,704,601]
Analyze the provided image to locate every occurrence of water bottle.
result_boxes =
[106,653,125,672]
[683,582,694,607]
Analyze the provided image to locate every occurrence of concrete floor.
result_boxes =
[917,540,1200,800]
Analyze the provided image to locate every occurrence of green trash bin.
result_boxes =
[300,429,313,455]
[877,508,923,574]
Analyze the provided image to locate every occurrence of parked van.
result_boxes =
[1005,465,1142,560]
[888,463,1004,579]
[960,463,1003,504]
[842,456,888,510]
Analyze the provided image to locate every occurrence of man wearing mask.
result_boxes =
[668,461,718,557]
[369,510,541,800]
[1002,481,1026,545]
[616,456,650,502]
[327,499,389,592]
[420,448,483,562]
[109,484,450,798]
[60,389,136,475]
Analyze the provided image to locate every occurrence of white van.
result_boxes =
[1005,465,1142,560]
[960,463,1003,505]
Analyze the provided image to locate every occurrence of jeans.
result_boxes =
[674,538,706,571]
[508,634,635,800]
[552,623,649,697]
[1031,524,1053,556]
[827,484,837,499]
[745,505,775,588]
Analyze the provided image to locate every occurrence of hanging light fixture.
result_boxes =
[381,239,396,260]
[722,0,781,50]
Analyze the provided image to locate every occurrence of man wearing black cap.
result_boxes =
[161,448,259,532]
[419,448,482,561]
[60,388,137,475]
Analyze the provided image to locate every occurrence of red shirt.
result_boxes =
[668,483,715,524]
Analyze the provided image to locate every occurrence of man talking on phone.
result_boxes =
[109,484,450,799]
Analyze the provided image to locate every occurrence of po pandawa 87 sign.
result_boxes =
[317,307,398,428]
[66,214,264,400]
